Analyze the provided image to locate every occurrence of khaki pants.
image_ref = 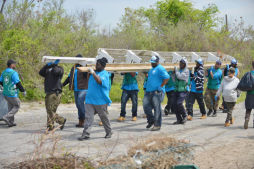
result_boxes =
[3,96,20,124]
[45,93,65,129]
[225,102,236,122]
[204,88,220,111]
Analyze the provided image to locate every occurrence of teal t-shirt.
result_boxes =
[0,68,20,97]
[121,72,139,91]
[207,67,222,90]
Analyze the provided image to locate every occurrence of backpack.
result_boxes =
[237,72,254,91]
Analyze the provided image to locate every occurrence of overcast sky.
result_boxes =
[63,0,254,28]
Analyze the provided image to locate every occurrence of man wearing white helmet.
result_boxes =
[172,58,190,125]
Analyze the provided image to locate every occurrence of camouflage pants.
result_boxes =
[225,102,236,122]
[204,88,220,111]
[45,93,65,129]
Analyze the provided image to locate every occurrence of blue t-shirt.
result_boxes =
[0,68,20,97]
[190,72,203,93]
[68,67,87,92]
[165,71,175,92]
[85,70,112,105]
[146,64,169,93]
[121,72,139,91]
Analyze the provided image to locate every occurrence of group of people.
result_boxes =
[0,55,254,141]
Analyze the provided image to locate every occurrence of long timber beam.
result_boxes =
[77,62,231,73]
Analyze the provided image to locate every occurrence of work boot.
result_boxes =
[146,123,153,129]
[132,116,137,121]
[2,116,11,126]
[200,114,207,119]
[151,126,161,131]
[224,121,230,127]
[164,108,169,116]
[60,119,67,130]
[207,109,213,116]
[99,121,103,126]
[187,115,193,121]
[230,118,234,124]
[105,132,113,139]
[76,119,84,128]
[78,134,90,141]
[173,121,181,125]
[117,116,125,122]
[244,120,249,129]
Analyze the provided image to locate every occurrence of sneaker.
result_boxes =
[8,123,16,127]
[212,111,217,117]
[173,121,181,125]
[207,110,213,116]
[78,134,90,141]
[99,121,103,126]
[181,117,187,124]
[151,126,161,131]
[164,109,169,116]
[200,115,207,119]
[117,116,125,122]
[224,122,230,127]
[244,120,249,129]
[146,123,153,129]
[230,118,234,124]
[132,117,137,121]
[60,119,67,130]
[2,116,11,126]
[187,115,193,121]
[105,132,113,139]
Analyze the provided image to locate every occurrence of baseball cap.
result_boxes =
[150,55,159,63]
[216,60,222,65]
[231,58,237,64]
[195,58,203,65]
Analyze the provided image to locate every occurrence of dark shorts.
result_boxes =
[245,94,254,110]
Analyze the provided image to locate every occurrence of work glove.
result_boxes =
[157,86,163,92]
[54,59,60,65]
[214,95,218,102]
[88,68,95,74]
[23,91,27,97]
[47,62,53,66]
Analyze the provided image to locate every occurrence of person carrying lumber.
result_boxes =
[143,55,169,131]
[186,58,206,120]
[243,61,254,129]
[39,59,66,131]
[164,70,175,115]
[118,72,139,122]
[78,57,112,140]
[172,58,190,125]
[62,54,88,128]
[204,60,223,117]
[0,59,26,127]
[215,67,240,127]
[220,59,240,113]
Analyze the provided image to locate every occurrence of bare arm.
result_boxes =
[161,79,169,87]
[91,72,102,85]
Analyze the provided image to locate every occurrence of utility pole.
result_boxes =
[225,14,228,31]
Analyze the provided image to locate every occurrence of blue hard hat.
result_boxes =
[231,58,237,64]
[150,55,159,63]
[195,58,203,65]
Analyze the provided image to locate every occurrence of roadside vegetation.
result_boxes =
[0,0,253,103]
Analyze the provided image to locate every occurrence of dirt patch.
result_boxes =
[194,138,254,169]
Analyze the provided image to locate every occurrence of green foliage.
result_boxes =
[0,0,253,104]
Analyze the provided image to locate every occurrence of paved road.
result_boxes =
[0,102,253,168]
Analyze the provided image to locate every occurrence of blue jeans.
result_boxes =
[74,90,86,120]
[173,92,187,122]
[143,91,164,127]
[120,90,138,117]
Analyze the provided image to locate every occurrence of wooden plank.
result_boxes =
[77,62,231,72]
